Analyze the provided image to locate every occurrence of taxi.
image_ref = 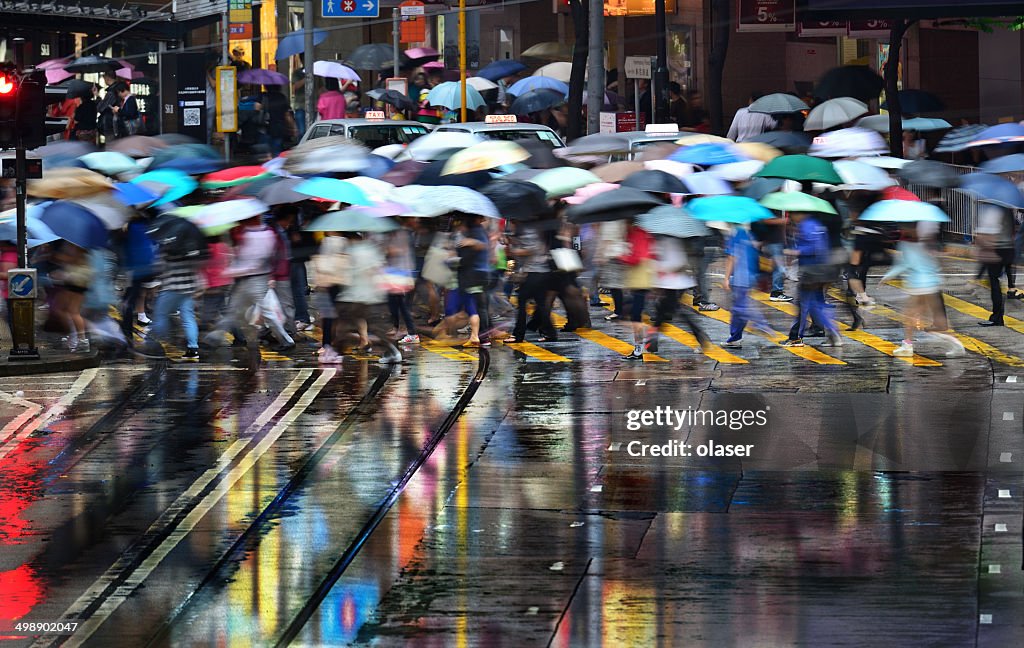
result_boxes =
[298,112,429,149]
[433,115,565,148]
[609,123,690,160]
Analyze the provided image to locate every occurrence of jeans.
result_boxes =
[764,242,787,293]
[148,291,198,350]
[388,293,416,332]
[985,247,1017,323]
[514,273,557,340]
[290,261,310,324]
[293,109,306,136]
[120,272,154,340]
[728,285,769,342]
[683,237,711,303]
[796,283,837,338]
[273,280,296,336]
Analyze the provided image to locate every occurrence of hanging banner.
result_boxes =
[736,0,795,32]
[848,19,895,39]
[797,20,847,37]
[216,66,238,133]
[400,1,426,44]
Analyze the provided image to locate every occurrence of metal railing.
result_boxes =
[905,163,979,241]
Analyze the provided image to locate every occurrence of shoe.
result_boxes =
[893,342,914,357]
[318,347,343,364]
[780,338,805,348]
[604,313,620,321]
[623,346,644,360]
[723,339,742,349]
[295,321,312,332]
[697,302,721,312]
[1007,289,1023,300]
[136,313,152,326]
[978,320,1004,327]
[182,348,200,362]
[855,294,876,307]
[536,336,559,343]
[462,340,483,348]
[769,292,794,303]
[806,326,826,337]
[76,338,91,354]
[505,337,524,344]
[398,334,420,344]
[822,333,844,347]
[273,343,297,353]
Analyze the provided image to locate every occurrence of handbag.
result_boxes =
[421,239,455,287]
[310,251,350,287]
[551,248,584,273]
[624,261,655,290]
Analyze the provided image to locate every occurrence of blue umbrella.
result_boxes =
[477,59,527,81]
[958,173,1024,209]
[682,172,734,196]
[426,82,485,110]
[669,143,747,166]
[933,124,988,153]
[859,200,950,223]
[112,182,159,206]
[362,154,396,179]
[149,156,224,175]
[507,76,569,97]
[130,169,199,207]
[980,154,1024,175]
[39,201,108,248]
[294,178,373,205]
[0,204,61,245]
[275,29,328,60]
[508,88,565,115]
[966,123,1024,148]
[685,196,773,224]
[0,221,58,247]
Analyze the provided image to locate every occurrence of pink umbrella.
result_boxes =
[37,57,70,70]
[563,182,619,205]
[116,67,145,81]
[117,59,135,71]
[405,47,440,61]
[422,61,444,71]
[46,67,75,84]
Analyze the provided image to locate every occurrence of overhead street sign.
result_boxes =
[323,0,378,18]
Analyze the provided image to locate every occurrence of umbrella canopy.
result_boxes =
[45,67,75,85]
[39,201,108,248]
[562,133,631,156]
[741,177,787,201]
[306,208,399,233]
[416,160,492,189]
[373,89,418,113]
[532,61,574,83]
[857,115,952,133]
[620,170,687,194]
[106,135,167,158]
[832,160,897,191]
[255,177,311,205]
[342,176,396,202]
[530,167,601,199]
[637,205,710,238]
[78,151,137,176]
[508,88,566,115]
[63,55,121,73]
[116,67,145,81]
[958,173,1024,209]
[808,127,888,158]
[405,46,440,62]
[312,60,359,81]
[748,130,812,153]
[239,68,289,86]
[427,82,485,110]
[859,200,949,223]
[676,133,734,147]
[28,167,113,199]
[477,59,527,81]
[933,124,989,153]
[406,131,485,161]
[759,191,838,215]
[200,165,273,189]
[195,199,270,231]
[130,168,200,206]
[966,123,1024,148]
[0,214,59,247]
[275,29,328,60]
[112,182,159,206]
[592,161,644,183]
[563,182,620,205]
[294,177,373,205]
[881,89,945,114]
[466,77,499,92]
[682,173,734,196]
[67,193,132,230]
[748,93,809,115]
[707,160,765,182]
[565,187,667,224]
[481,180,553,221]
[346,43,398,70]
[642,159,695,179]
[882,186,921,202]
[391,185,499,218]
[283,136,372,174]
[804,97,869,131]
[814,66,883,103]
[669,143,747,166]
[421,61,445,71]
[520,42,573,61]
[755,155,843,184]
[442,141,531,175]
[149,143,223,172]
[685,196,773,224]
[65,79,95,101]
[856,156,911,170]
[734,142,783,163]
[980,153,1024,174]
[149,214,208,259]
[508,76,569,98]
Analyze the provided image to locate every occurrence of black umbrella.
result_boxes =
[257,178,311,205]
[881,89,945,114]
[482,180,552,221]
[509,88,565,116]
[377,89,418,113]
[566,187,667,224]
[149,214,206,261]
[620,170,687,195]
[814,66,884,103]
[416,159,492,189]
[741,177,785,201]
[748,130,812,152]
[897,160,961,189]
[346,44,399,70]
[65,79,94,100]
[63,55,122,73]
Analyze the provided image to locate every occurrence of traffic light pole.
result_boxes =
[9,128,39,361]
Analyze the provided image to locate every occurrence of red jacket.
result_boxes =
[619,226,654,266]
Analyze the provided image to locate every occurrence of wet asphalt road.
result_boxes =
[1,260,1023,647]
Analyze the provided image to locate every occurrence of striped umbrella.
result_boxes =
[933,124,988,153]
[638,205,710,238]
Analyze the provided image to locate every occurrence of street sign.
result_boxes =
[400,0,426,43]
[624,56,652,80]
[215,66,238,133]
[323,0,379,18]
[8,269,36,299]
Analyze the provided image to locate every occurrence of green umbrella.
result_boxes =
[168,204,236,236]
[754,155,843,185]
[305,208,400,233]
[759,191,837,215]
[530,167,602,199]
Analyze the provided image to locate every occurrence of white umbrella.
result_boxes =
[832,160,897,191]
[682,173,734,196]
[391,185,499,218]
[466,77,499,92]
[857,114,952,133]
[68,193,132,230]
[532,62,574,83]
[804,97,869,131]
[342,176,396,202]
[807,127,887,158]
[313,60,359,80]
[405,131,485,161]
[708,160,765,182]
[195,199,269,230]
[642,159,695,179]
[857,156,911,170]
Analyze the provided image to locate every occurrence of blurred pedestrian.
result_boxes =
[384,220,419,344]
[112,83,142,137]
[119,212,158,339]
[620,220,655,360]
[140,248,203,362]
[649,234,711,352]
[262,84,294,156]
[783,211,841,348]
[52,242,93,353]
[509,222,558,344]
[96,71,119,142]
[974,203,1018,327]
[70,86,97,143]
[727,92,776,142]
[317,77,347,120]
[721,223,770,349]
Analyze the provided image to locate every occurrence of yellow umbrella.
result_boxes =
[28,167,114,199]
[675,133,734,147]
[441,141,531,175]
[735,142,783,163]
[592,161,644,183]
[521,42,573,61]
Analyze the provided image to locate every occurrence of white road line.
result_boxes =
[999,452,1012,463]
[1007,376,1019,383]
[1003,412,1015,421]
[998,489,1011,498]
[980,614,993,624]
[988,564,1002,574]
[995,523,1008,533]
[47,369,320,648]
[608,442,622,451]
[0,369,98,459]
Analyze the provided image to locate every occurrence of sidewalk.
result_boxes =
[0,317,101,377]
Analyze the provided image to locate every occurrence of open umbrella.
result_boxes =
[276,29,328,60]
[477,59,527,81]
[638,205,710,238]
[881,89,945,114]
[832,160,897,191]
[312,60,359,81]
[466,77,499,92]
[63,55,121,73]
[283,136,372,174]
[958,173,1024,209]
[966,123,1024,148]
[406,131,485,161]
[682,173,734,196]
[253,178,310,205]
[0,219,59,247]
[509,88,566,115]
[685,196,773,224]
[45,67,75,85]
[755,155,843,184]
[427,82,485,110]
[532,62,574,83]
[416,160,492,189]
[195,199,270,232]
[748,130,812,152]
[857,115,951,133]
[808,127,887,158]
[112,182,158,206]
[530,167,601,199]
[342,176,396,202]
[442,141,531,175]
[64,79,95,101]
[482,180,553,221]
[239,68,289,86]
[804,97,868,131]
[565,187,667,224]
[149,143,222,172]
[562,133,630,156]
[149,213,208,260]
[520,42,573,61]
[814,66,883,103]
[707,160,764,182]
[421,61,445,72]
[68,193,133,230]
[200,166,273,189]
[306,208,400,233]
[734,142,783,163]
[620,170,687,194]
[0,205,62,244]
[748,93,809,115]
[855,156,911,170]
[741,177,787,201]
[933,124,989,153]
[131,168,199,206]
[882,186,921,202]
[563,182,619,205]
[39,201,108,248]
[106,135,167,158]
[980,154,1024,174]
[859,200,949,223]
[28,167,113,199]
[760,191,837,215]
[347,44,398,70]
[405,46,440,62]
[643,159,695,179]
[78,151,137,176]
[116,67,146,82]
[391,185,499,218]
[676,133,734,147]
[294,178,373,205]
[592,161,644,183]
[373,89,418,113]
[669,143,747,166]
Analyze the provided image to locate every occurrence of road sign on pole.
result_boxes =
[323,0,379,17]
[624,56,652,80]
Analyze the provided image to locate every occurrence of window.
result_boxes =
[348,125,428,148]
[308,125,330,140]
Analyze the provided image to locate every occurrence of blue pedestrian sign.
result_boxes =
[323,0,378,18]
[9,269,36,299]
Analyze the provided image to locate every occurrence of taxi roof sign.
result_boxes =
[645,123,679,134]
[485,114,518,124]
[365,110,386,120]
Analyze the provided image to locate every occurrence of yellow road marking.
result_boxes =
[421,339,478,362]
[888,279,1024,335]
[504,340,572,362]
[748,289,941,367]
[550,312,668,362]
[681,295,846,365]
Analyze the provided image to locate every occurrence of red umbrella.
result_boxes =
[882,186,921,202]
[200,166,274,189]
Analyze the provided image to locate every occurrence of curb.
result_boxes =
[0,351,102,377]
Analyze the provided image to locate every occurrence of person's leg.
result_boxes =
[796,284,813,339]
[535,275,558,340]
[728,287,749,343]
[120,276,142,337]
[609,288,624,316]
[274,281,296,337]
[291,262,310,325]
[765,242,786,295]
[986,262,1005,323]
[387,294,402,330]
[630,289,647,344]
[172,293,199,350]
[148,290,173,343]
[512,274,537,341]
[472,290,490,340]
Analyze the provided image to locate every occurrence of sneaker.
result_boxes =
[722,339,742,349]
[398,334,420,344]
[61,335,76,351]
[76,338,91,354]
[136,313,152,326]
[604,313,619,321]
[697,301,720,312]
[623,348,644,360]
[1007,289,1024,300]
[182,348,200,362]
[295,321,312,332]
[769,292,794,303]
[780,338,805,348]
[855,294,877,307]
[893,342,914,357]
[822,333,844,347]
[318,347,343,364]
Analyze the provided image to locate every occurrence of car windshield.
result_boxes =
[347,125,428,148]
[476,129,564,148]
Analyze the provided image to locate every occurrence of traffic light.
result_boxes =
[17,70,62,150]
[0,66,18,149]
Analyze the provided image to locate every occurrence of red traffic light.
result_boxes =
[0,75,14,95]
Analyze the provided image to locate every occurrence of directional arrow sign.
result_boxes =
[323,0,378,17]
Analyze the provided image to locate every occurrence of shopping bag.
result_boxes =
[551,248,584,273]
[421,240,455,287]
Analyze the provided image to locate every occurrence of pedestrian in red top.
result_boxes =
[619,220,656,360]
[316,78,347,121]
